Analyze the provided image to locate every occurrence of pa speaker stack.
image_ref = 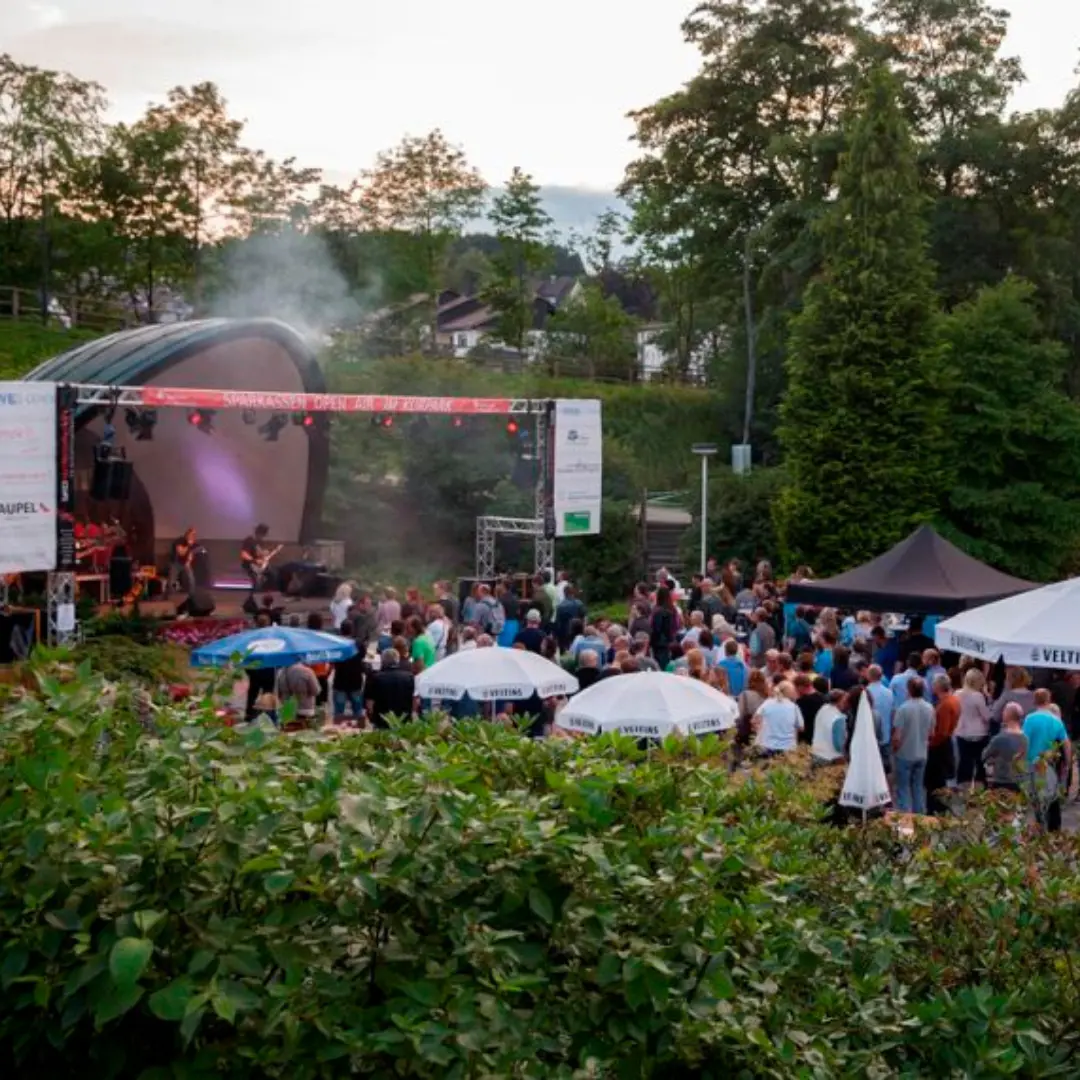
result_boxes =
[91,458,133,501]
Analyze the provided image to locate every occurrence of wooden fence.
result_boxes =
[0,286,137,333]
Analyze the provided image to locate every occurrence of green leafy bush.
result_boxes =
[1,675,1079,1078]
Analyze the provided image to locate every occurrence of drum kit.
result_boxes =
[76,519,148,604]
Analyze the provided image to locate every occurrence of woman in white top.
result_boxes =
[956,667,992,787]
[753,682,803,755]
[329,582,354,631]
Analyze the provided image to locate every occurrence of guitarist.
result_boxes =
[240,523,278,596]
[167,527,198,595]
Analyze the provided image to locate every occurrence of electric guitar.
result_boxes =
[251,544,283,575]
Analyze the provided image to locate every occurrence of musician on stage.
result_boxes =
[240,523,276,595]
[167,527,198,595]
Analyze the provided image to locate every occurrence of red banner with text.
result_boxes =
[140,387,517,415]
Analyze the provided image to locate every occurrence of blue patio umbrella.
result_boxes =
[190,626,358,669]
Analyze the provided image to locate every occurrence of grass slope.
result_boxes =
[0,321,101,379]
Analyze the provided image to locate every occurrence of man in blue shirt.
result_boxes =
[870,627,900,680]
[889,653,924,708]
[718,638,748,696]
[1023,690,1072,833]
[865,664,896,746]
[813,631,836,679]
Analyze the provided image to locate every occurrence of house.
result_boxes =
[636,323,711,382]
[436,277,584,357]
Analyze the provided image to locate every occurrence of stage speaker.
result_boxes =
[191,548,212,589]
[177,588,215,618]
[109,555,133,600]
[91,458,133,501]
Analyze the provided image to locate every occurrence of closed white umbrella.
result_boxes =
[415,646,578,701]
[935,577,1080,669]
[557,671,737,739]
[839,689,891,814]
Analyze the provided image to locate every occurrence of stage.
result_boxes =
[100,587,334,624]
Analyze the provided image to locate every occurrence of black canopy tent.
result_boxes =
[784,526,1037,616]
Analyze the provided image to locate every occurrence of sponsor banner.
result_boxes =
[56,385,76,571]
[141,387,515,415]
[1030,646,1080,668]
[552,399,602,539]
[941,631,991,657]
[0,382,59,574]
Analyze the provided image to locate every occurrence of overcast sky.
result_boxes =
[3,0,1079,191]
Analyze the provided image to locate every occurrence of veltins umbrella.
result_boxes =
[557,671,738,739]
[415,647,578,701]
[839,690,891,813]
[191,626,357,669]
[935,577,1080,669]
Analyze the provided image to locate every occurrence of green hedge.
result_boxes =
[2,670,1079,1077]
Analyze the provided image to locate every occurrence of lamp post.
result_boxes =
[691,443,718,575]
[36,132,51,328]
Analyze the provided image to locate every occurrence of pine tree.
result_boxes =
[939,277,1080,580]
[483,168,552,352]
[775,68,946,573]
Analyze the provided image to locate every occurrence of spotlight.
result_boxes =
[382,414,394,429]
[452,416,465,428]
[506,419,519,435]
[258,413,289,442]
[292,412,315,428]
[242,409,257,425]
[124,407,157,441]
[187,409,214,434]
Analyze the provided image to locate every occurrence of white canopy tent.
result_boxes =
[934,577,1080,670]
[557,672,738,739]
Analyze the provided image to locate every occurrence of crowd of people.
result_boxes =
[240,559,1077,827]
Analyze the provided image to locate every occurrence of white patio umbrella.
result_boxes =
[415,646,578,701]
[557,672,738,739]
[935,577,1080,669]
[839,689,891,815]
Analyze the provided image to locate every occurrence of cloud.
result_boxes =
[4,16,303,97]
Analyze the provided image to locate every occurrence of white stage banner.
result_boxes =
[553,399,602,538]
[0,382,59,574]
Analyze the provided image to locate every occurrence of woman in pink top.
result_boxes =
[956,668,992,787]
[376,587,402,634]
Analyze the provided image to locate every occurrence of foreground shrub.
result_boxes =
[1,673,1079,1077]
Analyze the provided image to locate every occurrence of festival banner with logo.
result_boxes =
[56,385,77,571]
[0,382,59,574]
[552,399,602,538]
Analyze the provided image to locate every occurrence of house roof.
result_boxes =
[536,276,577,307]
[25,318,323,420]
[785,526,1037,615]
[441,306,498,333]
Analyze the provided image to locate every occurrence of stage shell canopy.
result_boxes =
[784,525,1037,616]
[25,319,329,554]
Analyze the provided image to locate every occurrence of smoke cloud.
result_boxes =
[209,228,378,348]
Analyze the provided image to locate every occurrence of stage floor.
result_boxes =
[102,588,333,623]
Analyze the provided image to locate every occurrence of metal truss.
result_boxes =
[533,408,555,581]
[0,577,8,609]
[46,571,78,646]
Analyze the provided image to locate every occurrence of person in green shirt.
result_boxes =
[407,615,436,672]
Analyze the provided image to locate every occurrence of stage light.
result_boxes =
[242,409,257,425]
[124,407,157,441]
[506,419,519,435]
[452,416,464,428]
[187,409,215,434]
[292,412,316,428]
[382,414,394,428]
[258,413,289,442]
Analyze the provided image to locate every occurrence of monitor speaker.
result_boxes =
[177,588,215,618]
[91,458,133,501]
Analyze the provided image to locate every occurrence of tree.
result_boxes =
[229,153,321,236]
[775,69,946,572]
[482,168,552,351]
[543,283,639,379]
[937,277,1080,580]
[359,130,486,347]
[0,53,107,291]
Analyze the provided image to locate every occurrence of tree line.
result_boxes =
[622,0,1080,582]
[0,55,639,371]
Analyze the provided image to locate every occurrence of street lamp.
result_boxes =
[36,132,51,328]
[691,443,718,575]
